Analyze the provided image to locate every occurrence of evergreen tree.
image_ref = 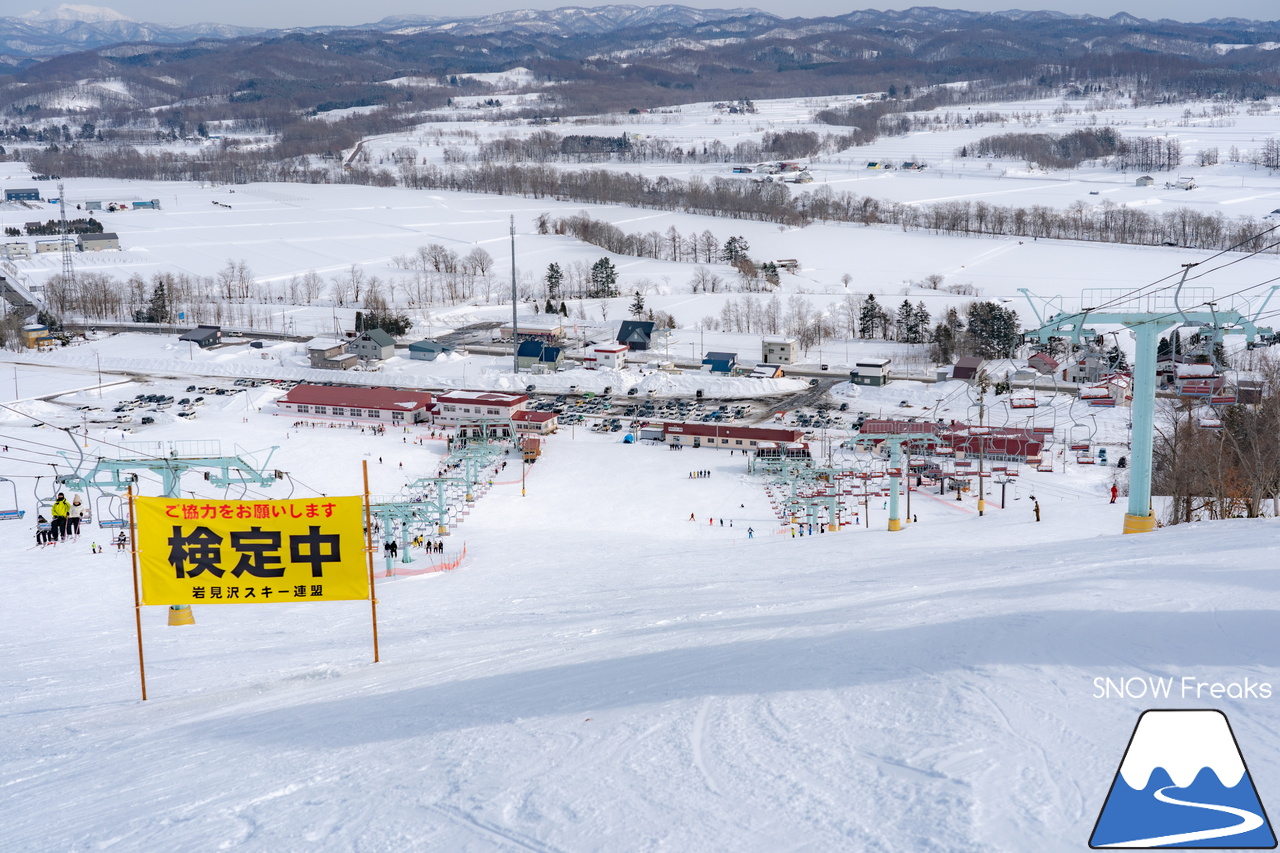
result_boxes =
[545,298,555,314]
[858,294,881,339]
[1105,343,1130,372]
[719,236,750,264]
[896,299,917,343]
[760,261,780,288]
[589,258,618,298]
[629,290,645,318]
[931,307,965,363]
[559,301,568,317]
[964,301,1022,358]
[913,301,931,343]
[135,282,171,324]
[545,262,563,300]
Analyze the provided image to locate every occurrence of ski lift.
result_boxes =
[1076,451,1097,464]
[1037,459,1055,472]
[1209,367,1238,406]
[33,477,55,518]
[1067,421,1093,452]
[1196,409,1223,431]
[1010,391,1037,409]
[0,477,24,520]
[96,492,128,528]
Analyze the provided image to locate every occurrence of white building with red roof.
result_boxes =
[512,410,559,434]
[584,343,628,370]
[434,390,529,425]
[662,422,807,449]
[277,384,433,424]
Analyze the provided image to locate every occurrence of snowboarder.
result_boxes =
[747,527,754,538]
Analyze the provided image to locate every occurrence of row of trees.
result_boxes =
[962,127,1187,172]
[39,262,419,330]
[961,127,1123,169]
[1154,358,1280,521]
[698,292,1019,360]
[408,163,1280,253]
[539,213,729,265]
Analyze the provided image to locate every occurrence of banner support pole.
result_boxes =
[363,460,380,663]
[127,484,147,701]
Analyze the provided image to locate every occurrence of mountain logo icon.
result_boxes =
[1091,709,1276,848]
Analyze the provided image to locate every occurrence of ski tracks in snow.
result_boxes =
[426,802,569,853]
[690,695,723,797]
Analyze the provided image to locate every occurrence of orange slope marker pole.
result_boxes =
[127,484,147,701]
[362,460,380,663]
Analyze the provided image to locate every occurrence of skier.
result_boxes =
[747,527,754,538]
[1033,500,1041,522]
[67,495,84,537]
[35,515,51,546]
[50,492,69,541]
[1110,484,1118,504]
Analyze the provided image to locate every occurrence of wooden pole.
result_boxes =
[126,484,146,701]
[362,460,380,663]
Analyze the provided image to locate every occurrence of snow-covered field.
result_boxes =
[2,86,1280,851]
[4,92,1280,349]
[2,373,1278,851]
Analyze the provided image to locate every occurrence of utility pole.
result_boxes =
[510,216,519,376]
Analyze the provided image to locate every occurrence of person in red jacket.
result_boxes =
[1110,484,1118,504]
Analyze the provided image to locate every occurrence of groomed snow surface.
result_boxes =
[3,366,1280,852]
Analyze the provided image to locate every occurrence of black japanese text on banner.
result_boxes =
[135,496,369,605]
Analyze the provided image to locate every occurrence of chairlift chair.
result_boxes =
[1068,422,1092,452]
[1196,409,1223,431]
[0,477,24,520]
[1010,392,1037,409]
[95,492,128,528]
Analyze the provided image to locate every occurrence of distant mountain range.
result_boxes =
[4,3,1280,65]
[3,5,258,60]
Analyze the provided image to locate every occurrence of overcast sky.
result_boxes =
[13,2,1279,29]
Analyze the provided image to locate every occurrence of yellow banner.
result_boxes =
[136,496,369,605]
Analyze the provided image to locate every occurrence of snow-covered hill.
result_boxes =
[2,365,1279,850]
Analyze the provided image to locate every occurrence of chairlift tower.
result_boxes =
[57,440,280,498]
[57,181,74,286]
[1020,285,1277,534]
[849,432,940,531]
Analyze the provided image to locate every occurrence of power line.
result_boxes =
[1084,221,1280,313]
